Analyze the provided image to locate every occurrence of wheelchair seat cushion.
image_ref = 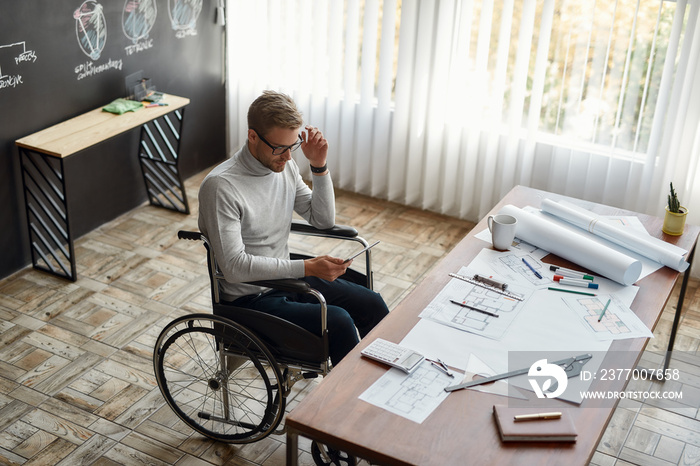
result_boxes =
[213,303,327,365]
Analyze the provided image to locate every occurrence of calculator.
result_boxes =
[360,338,425,374]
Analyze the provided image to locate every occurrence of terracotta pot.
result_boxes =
[662,206,687,236]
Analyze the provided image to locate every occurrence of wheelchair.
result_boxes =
[152,220,374,465]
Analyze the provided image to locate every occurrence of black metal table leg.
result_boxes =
[18,147,77,281]
[663,243,697,371]
[286,428,299,466]
[138,106,190,214]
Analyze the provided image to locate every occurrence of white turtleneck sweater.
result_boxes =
[198,143,335,301]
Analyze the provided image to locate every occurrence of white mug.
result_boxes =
[487,214,517,251]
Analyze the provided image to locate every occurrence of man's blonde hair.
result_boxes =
[247,90,303,136]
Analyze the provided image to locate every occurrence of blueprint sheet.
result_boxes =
[358,360,454,423]
[361,239,649,414]
[561,295,654,341]
[400,246,642,404]
[419,264,532,341]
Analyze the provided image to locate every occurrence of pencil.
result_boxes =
[548,287,596,296]
[598,298,611,321]
[449,299,499,318]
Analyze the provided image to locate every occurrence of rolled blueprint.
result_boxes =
[541,199,689,273]
[498,205,642,285]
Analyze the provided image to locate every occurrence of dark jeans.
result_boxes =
[232,277,389,365]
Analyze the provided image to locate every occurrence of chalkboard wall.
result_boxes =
[0,0,226,280]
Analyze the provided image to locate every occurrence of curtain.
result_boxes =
[225,0,700,226]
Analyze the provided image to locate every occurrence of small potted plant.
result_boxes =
[662,182,688,236]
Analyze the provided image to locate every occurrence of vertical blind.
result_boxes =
[225,0,700,224]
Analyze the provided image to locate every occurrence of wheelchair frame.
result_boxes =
[152,221,373,446]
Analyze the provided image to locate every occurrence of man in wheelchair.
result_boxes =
[197,90,389,366]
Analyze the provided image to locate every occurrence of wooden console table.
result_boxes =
[15,94,190,281]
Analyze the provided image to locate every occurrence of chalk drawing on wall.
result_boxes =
[123,0,157,55]
[123,0,157,42]
[73,1,122,80]
[74,1,107,60]
[168,0,203,38]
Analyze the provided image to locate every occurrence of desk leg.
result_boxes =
[18,147,77,281]
[664,244,697,371]
[286,428,299,466]
[138,107,190,214]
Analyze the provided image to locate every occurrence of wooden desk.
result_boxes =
[285,185,699,465]
[15,94,190,281]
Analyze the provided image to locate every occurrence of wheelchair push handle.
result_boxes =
[178,230,202,241]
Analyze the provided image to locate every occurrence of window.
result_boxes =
[226,0,700,220]
[352,0,690,155]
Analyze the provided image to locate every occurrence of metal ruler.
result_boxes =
[449,273,524,301]
[444,353,592,392]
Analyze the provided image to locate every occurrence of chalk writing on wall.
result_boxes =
[123,0,157,55]
[169,0,203,39]
[0,41,38,90]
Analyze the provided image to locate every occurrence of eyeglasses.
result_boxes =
[253,129,303,155]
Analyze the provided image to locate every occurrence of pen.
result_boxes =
[598,298,611,322]
[514,412,562,422]
[522,258,542,279]
[425,358,454,378]
[548,287,596,296]
[449,299,499,318]
[553,276,599,289]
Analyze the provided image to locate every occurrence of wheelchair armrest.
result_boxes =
[291,220,358,238]
[247,278,311,294]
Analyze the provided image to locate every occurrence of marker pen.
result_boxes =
[555,269,594,281]
[549,265,595,281]
[553,276,599,289]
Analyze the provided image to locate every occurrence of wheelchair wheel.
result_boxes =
[153,314,285,443]
[311,441,357,466]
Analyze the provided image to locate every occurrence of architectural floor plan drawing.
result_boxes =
[580,297,632,335]
[497,252,547,286]
[358,360,453,423]
[562,295,653,341]
[419,266,530,341]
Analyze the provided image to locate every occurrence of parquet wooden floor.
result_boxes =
[0,168,699,466]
